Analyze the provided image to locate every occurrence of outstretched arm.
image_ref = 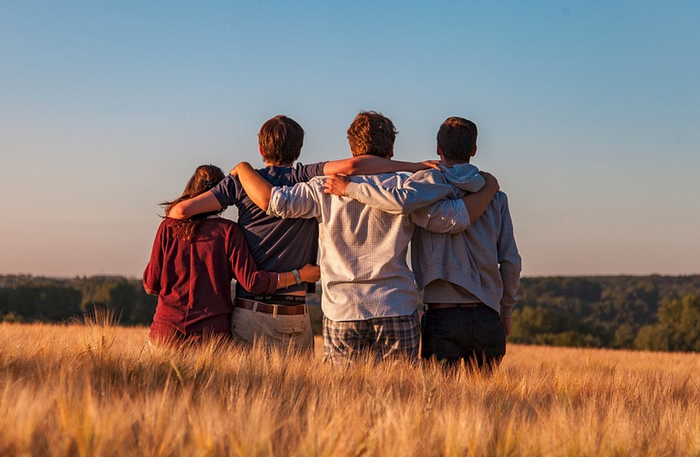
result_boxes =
[323,155,439,176]
[324,171,500,233]
[233,162,274,211]
[234,162,320,219]
[168,191,222,219]
[323,171,464,216]
[410,173,499,233]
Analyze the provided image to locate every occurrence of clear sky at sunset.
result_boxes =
[1,1,698,278]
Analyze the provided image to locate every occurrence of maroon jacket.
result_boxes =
[144,217,278,339]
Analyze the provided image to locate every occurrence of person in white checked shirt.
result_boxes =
[233,111,499,365]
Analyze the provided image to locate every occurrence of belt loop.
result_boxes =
[252,301,258,313]
[272,304,278,319]
[304,305,308,315]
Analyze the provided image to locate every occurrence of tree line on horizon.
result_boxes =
[511,275,700,352]
[0,275,156,326]
[1,274,699,352]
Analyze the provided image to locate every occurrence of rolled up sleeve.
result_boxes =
[267,181,321,220]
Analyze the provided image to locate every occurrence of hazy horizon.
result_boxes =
[1,2,699,278]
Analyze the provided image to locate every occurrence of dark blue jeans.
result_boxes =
[421,304,506,370]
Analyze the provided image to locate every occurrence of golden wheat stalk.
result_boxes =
[0,312,698,456]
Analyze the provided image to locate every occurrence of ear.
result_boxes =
[388,144,394,159]
[470,145,478,157]
[259,145,264,157]
[437,145,444,160]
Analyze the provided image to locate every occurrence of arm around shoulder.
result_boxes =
[323,155,436,176]
[267,180,322,220]
[342,173,457,215]
[461,172,499,225]
[168,191,222,219]
[234,162,273,211]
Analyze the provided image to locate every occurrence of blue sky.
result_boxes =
[1,1,699,278]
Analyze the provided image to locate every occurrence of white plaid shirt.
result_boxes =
[268,172,470,322]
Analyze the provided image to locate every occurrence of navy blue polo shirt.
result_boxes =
[210,162,326,299]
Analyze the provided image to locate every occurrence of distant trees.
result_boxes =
[511,275,700,353]
[634,294,700,352]
[0,275,156,325]
[2,274,700,353]
[6,285,82,322]
[510,306,605,347]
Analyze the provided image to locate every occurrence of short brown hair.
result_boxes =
[437,117,478,162]
[347,111,397,158]
[258,115,304,165]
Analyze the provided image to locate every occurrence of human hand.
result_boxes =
[298,264,321,283]
[480,171,500,194]
[500,317,511,338]
[416,160,441,172]
[323,174,351,196]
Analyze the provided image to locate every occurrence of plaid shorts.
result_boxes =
[322,310,420,365]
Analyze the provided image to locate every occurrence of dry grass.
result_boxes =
[1,314,699,457]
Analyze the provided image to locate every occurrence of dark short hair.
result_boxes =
[258,115,304,165]
[437,117,478,162]
[347,111,397,158]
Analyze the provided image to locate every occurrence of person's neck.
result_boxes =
[265,161,294,167]
[440,158,470,167]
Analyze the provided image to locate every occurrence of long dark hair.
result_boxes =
[162,164,226,241]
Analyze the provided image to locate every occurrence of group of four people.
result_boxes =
[143,111,521,370]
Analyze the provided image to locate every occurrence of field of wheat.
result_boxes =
[0,314,699,457]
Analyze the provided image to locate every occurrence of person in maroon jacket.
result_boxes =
[143,164,320,345]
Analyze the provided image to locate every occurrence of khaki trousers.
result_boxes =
[231,306,314,352]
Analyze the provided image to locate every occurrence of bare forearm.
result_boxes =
[168,192,221,220]
[234,162,272,211]
[462,172,499,223]
[323,155,434,175]
[275,264,320,289]
[462,192,494,224]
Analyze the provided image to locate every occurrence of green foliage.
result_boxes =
[0,288,9,314]
[511,306,605,348]
[634,294,700,352]
[513,275,700,352]
[519,277,602,303]
[2,274,700,352]
[7,285,82,322]
[130,288,157,324]
[2,311,23,323]
[0,275,156,326]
